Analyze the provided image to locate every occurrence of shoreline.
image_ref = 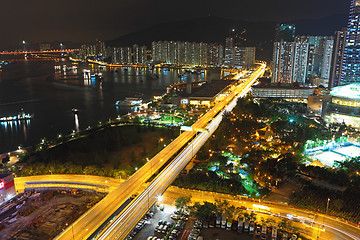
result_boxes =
[0,61,176,154]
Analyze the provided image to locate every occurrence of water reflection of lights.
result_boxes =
[74,113,79,133]
[1,120,31,134]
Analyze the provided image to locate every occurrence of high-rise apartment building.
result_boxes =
[95,39,106,57]
[80,44,96,59]
[272,42,309,85]
[234,47,256,69]
[275,24,296,42]
[151,41,223,66]
[329,29,347,88]
[224,37,235,67]
[272,42,295,84]
[206,43,224,66]
[342,0,360,84]
[39,43,51,51]
[293,42,310,84]
[295,36,334,85]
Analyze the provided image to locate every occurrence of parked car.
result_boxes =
[291,234,297,240]
[238,218,244,232]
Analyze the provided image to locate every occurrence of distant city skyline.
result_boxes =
[1,0,349,49]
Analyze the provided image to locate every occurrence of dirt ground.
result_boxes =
[115,130,166,165]
[263,179,301,204]
[0,190,105,240]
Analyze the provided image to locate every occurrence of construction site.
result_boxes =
[0,189,105,240]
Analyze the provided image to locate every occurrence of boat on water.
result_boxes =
[115,97,142,107]
[0,112,32,122]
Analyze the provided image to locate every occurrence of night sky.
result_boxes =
[1,0,350,49]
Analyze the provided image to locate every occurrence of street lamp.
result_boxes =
[81,227,88,240]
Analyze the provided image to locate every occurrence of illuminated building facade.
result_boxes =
[324,83,360,128]
[273,36,333,86]
[292,42,310,84]
[341,0,360,84]
[224,37,235,67]
[272,42,294,83]
[39,43,51,51]
[95,39,106,57]
[234,47,256,69]
[80,44,96,59]
[329,29,347,88]
[151,41,223,66]
[295,36,334,85]
[0,173,16,202]
[252,83,314,99]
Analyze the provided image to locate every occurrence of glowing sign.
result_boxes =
[332,98,360,107]
[356,1,360,6]
[0,182,4,189]
[181,99,189,105]
[181,126,193,132]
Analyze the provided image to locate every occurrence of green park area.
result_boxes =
[5,93,360,224]
[15,125,177,178]
[172,96,360,224]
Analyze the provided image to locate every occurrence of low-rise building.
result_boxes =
[252,83,314,99]
[0,172,16,202]
[324,83,360,128]
[181,80,235,107]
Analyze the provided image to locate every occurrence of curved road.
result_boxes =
[15,175,360,240]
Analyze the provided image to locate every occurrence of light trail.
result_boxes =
[55,64,266,240]
[95,64,266,239]
[0,49,76,55]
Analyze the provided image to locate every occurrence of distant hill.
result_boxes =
[108,14,349,62]
[294,13,348,36]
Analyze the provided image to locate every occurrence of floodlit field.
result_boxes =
[312,151,346,167]
[309,144,360,167]
[333,145,360,158]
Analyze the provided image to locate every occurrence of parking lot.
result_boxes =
[132,204,177,240]
[128,203,297,240]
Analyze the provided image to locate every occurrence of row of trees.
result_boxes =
[290,182,360,223]
[19,162,133,179]
[172,170,251,196]
[16,125,176,178]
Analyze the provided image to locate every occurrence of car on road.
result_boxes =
[249,221,255,234]
[272,226,278,239]
[238,218,244,232]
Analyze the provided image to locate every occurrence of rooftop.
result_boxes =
[189,80,235,98]
[253,82,312,89]
[330,83,360,100]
